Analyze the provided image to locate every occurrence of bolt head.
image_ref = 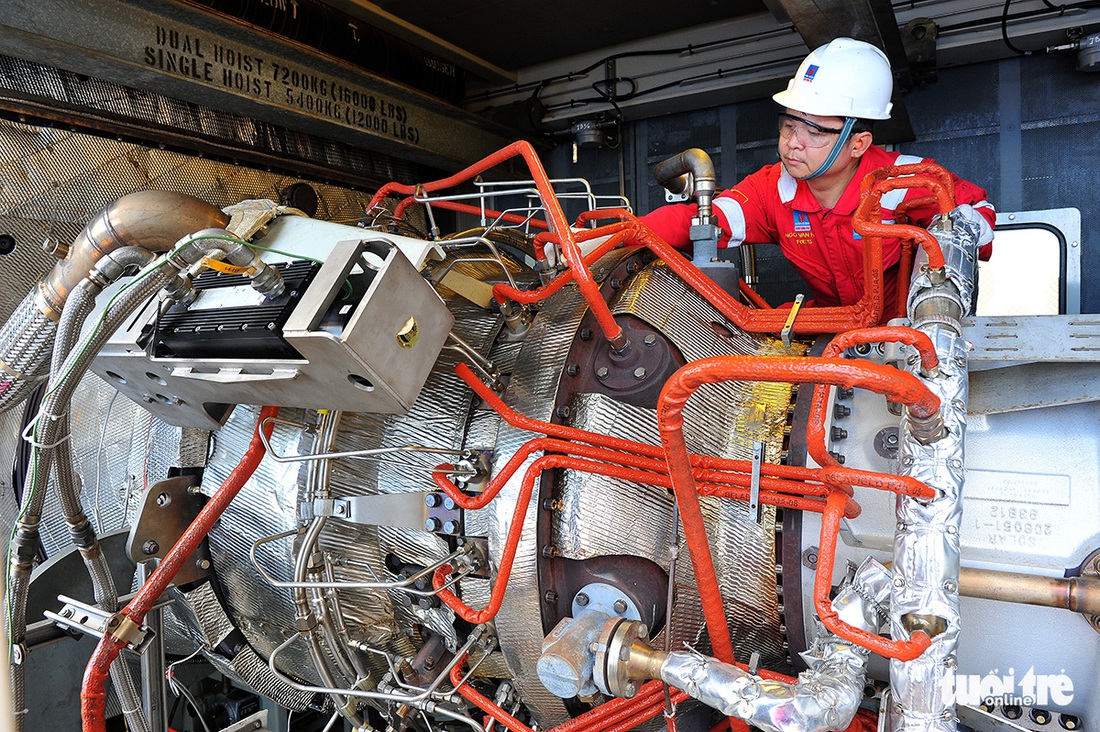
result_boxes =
[425,494,441,508]
[575,592,589,606]
[613,599,628,614]
[624,682,637,697]
[155,492,171,507]
[425,517,441,532]
[142,540,160,555]
[196,558,211,570]
[633,367,646,379]
[443,496,457,511]
[443,520,460,534]
[619,646,630,661]
[596,367,609,379]
[644,334,657,347]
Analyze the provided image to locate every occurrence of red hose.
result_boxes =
[892,194,937,313]
[432,436,859,514]
[367,140,624,345]
[432,452,853,625]
[854,164,956,273]
[454,363,870,498]
[658,357,938,662]
[450,656,685,732]
[81,406,279,732]
[814,492,931,660]
[805,327,939,470]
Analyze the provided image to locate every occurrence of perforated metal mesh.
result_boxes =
[0,92,407,556]
[0,54,421,187]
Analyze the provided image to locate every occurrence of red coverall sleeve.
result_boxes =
[895,163,996,260]
[639,168,777,250]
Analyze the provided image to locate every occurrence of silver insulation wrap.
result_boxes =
[892,210,980,732]
[891,327,968,732]
[660,558,891,732]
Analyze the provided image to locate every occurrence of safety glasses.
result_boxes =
[777,113,845,149]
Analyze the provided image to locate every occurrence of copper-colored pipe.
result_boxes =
[37,191,228,321]
[959,567,1100,615]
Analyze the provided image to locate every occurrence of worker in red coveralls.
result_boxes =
[642,37,995,322]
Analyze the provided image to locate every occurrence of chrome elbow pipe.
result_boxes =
[36,190,229,321]
[652,148,717,222]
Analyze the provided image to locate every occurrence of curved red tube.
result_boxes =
[454,363,861,494]
[854,164,957,272]
[432,452,851,626]
[392,197,550,230]
[814,492,931,660]
[805,327,939,470]
[367,140,624,345]
[658,357,939,662]
[82,406,279,732]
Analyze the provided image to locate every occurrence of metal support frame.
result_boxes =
[0,0,517,169]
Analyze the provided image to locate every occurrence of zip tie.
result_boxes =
[200,256,256,276]
[19,417,72,449]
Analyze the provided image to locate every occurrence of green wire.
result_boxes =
[4,232,360,646]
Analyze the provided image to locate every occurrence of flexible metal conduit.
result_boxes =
[0,192,228,416]
[8,259,177,732]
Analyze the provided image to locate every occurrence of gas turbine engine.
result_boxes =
[3,141,1099,732]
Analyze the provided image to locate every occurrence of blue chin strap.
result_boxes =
[802,117,856,181]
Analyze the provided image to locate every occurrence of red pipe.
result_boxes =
[433,434,862,514]
[492,229,632,307]
[81,406,279,732]
[450,657,685,732]
[814,492,931,660]
[432,452,852,625]
[657,357,939,662]
[739,280,772,310]
[854,164,957,273]
[805,327,939,470]
[367,140,624,345]
[454,363,860,493]
[892,195,937,314]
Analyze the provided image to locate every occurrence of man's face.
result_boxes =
[777,109,849,179]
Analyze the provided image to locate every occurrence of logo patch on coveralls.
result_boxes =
[793,211,812,232]
[803,65,819,82]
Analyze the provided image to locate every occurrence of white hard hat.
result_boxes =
[772,38,894,120]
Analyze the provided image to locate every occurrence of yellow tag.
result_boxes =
[201,256,255,276]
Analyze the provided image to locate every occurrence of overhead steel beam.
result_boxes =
[0,0,520,171]
[324,0,518,85]
[774,0,916,143]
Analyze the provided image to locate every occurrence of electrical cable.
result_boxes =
[1002,0,1037,54]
